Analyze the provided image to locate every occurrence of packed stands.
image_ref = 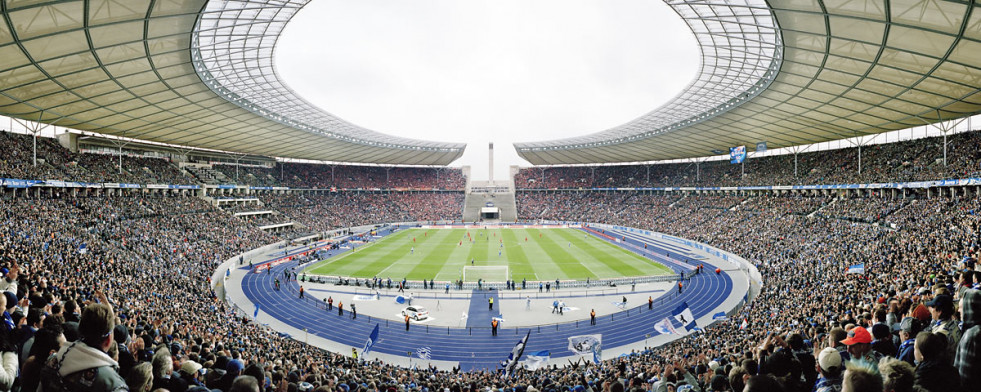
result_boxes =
[0,188,976,391]
[1,127,979,392]
[264,192,465,231]
[0,131,194,185]
[515,130,981,188]
[1,130,466,190]
[212,163,467,190]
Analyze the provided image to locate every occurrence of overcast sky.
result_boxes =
[276,0,698,181]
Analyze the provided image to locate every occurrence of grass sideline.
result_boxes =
[302,228,672,282]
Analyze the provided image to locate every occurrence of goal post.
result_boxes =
[462,265,510,282]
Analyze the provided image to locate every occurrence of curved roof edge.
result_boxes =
[515,0,981,166]
[0,0,463,167]
[515,0,783,158]
[192,0,466,158]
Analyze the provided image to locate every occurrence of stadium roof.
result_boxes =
[0,0,464,166]
[516,0,981,165]
[2,1,979,167]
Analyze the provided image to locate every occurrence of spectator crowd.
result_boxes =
[0,127,979,392]
[514,131,981,189]
[0,186,974,392]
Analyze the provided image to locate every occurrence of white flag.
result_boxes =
[654,317,679,335]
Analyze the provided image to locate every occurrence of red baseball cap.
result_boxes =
[840,327,872,345]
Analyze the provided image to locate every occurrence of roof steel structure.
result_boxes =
[0,0,464,165]
[1,1,979,166]
[516,0,981,165]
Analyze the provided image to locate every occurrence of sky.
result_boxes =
[276,0,699,181]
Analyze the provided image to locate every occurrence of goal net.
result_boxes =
[463,265,509,282]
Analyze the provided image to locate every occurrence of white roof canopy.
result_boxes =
[0,0,464,165]
[515,0,981,165]
[2,1,979,166]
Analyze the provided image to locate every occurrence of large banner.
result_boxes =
[730,146,747,164]
[567,334,601,355]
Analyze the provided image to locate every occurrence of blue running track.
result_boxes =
[241,261,733,371]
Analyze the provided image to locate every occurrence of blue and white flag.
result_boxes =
[416,346,432,360]
[253,303,260,319]
[846,264,865,274]
[672,302,697,331]
[591,340,603,364]
[503,331,530,378]
[712,311,728,321]
[567,334,602,355]
[78,242,87,254]
[654,317,679,335]
[521,350,550,371]
[362,324,380,357]
[394,295,406,304]
[730,146,747,164]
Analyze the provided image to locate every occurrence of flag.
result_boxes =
[521,350,550,371]
[78,242,87,254]
[846,264,865,274]
[712,311,728,321]
[503,331,530,378]
[672,302,697,331]
[416,347,432,360]
[730,146,747,164]
[739,318,748,330]
[591,340,603,364]
[394,295,406,304]
[654,317,679,335]
[567,334,602,355]
[361,324,380,357]
[253,304,260,319]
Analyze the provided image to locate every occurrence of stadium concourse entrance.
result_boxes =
[464,181,515,222]
[480,205,499,220]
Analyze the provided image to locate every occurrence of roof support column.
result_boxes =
[107,133,132,175]
[11,111,61,167]
[916,111,967,167]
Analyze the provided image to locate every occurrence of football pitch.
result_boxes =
[302,228,673,282]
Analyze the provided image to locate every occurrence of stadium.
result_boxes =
[1,1,980,392]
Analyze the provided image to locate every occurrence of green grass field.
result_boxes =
[302,228,672,282]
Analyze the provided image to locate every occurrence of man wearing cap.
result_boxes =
[926,294,961,363]
[841,326,882,365]
[895,317,922,366]
[814,347,843,392]
[179,360,207,390]
[40,303,128,392]
[217,358,244,392]
[871,323,897,358]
